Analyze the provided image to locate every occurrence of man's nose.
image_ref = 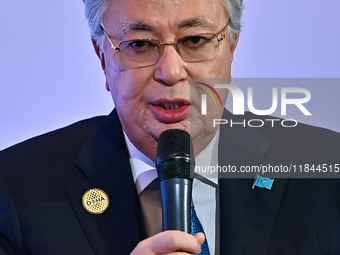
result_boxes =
[153,44,188,86]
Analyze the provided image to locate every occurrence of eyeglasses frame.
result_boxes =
[100,19,229,66]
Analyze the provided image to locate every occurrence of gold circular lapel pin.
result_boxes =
[82,188,109,214]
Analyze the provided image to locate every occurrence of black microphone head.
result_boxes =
[156,129,195,182]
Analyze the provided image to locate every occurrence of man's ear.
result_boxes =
[91,38,106,72]
[91,38,110,91]
[230,34,239,63]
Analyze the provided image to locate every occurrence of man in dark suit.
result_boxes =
[1,109,340,255]
[1,0,340,254]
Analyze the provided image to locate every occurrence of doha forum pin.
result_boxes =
[82,188,109,214]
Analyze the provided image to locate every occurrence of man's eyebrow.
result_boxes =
[120,21,152,34]
[118,17,214,35]
[177,17,214,28]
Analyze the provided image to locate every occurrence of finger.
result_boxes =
[164,252,197,255]
[151,230,201,254]
[194,232,205,246]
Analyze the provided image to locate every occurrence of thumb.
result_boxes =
[194,232,206,246]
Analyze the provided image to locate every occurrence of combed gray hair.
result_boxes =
[222,0,243,45]
[82,0,243,47]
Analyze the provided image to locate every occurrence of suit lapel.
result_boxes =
[66,110,146,255]
[218,111,288,254]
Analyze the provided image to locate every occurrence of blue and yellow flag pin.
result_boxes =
[252,174,274,190]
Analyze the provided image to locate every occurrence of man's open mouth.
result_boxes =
[158,102,185,110]
[151,100,190,123]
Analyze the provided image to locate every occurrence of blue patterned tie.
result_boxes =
[191,200,210,255]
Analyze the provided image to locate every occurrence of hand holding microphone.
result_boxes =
[131,129,205,255]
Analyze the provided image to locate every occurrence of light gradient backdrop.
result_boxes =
[1,0,339,150]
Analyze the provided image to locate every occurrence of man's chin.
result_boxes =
[148,121,190,141]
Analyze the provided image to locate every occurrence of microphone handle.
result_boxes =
[160,178,192,233]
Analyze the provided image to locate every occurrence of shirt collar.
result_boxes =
[124,132,156,194]
[195,128,219,185]
[124,129,219,194]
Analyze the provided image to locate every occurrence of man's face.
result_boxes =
[98,0,237,161]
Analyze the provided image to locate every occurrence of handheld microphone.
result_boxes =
[156,129,194,233]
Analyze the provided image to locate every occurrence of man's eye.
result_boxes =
[127,40,154,51]
[183,36,208,47]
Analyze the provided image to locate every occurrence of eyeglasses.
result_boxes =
[101,20,229,69]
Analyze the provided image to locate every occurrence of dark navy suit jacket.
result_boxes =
[1,109,340,254]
